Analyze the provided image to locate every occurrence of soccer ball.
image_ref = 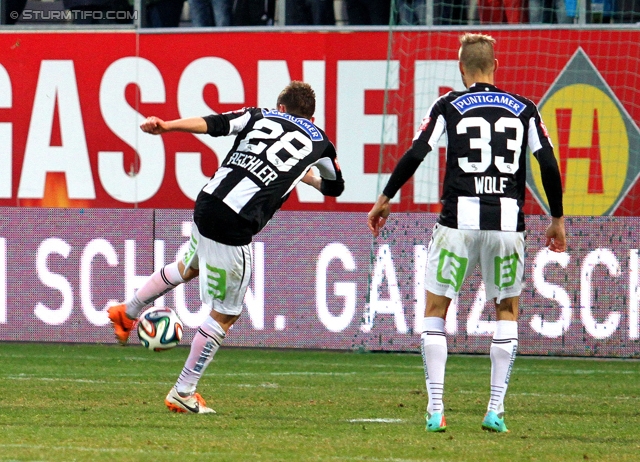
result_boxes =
[137,307,183,351]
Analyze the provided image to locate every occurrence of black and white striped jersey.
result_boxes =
[383,83,563,232]
[194,107,344,245]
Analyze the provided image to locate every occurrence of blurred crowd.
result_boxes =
[3,0,639,26]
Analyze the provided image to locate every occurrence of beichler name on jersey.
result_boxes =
[451,92,525,116]
[228,151,278,186]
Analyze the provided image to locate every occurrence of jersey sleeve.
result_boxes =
[203,108,254,137]
[315,142,344,197]
[528,112,564,218]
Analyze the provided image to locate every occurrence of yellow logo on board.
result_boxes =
[532,84,629,215]
[528,49,639,216]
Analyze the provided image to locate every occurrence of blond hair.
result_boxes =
[459,33,496,75]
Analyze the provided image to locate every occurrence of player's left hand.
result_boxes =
[545,216,566,253]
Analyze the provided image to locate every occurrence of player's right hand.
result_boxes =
[140,116,169,135]
[368,213,387,238]
[367,194,391,238]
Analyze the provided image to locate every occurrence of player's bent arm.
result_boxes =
[301,168,344,197]
[312,149,345,197]
[301,169,322,191]
[534,146,564,218]
[534,146,567,252]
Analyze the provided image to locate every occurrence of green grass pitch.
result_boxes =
[0,343,638,461]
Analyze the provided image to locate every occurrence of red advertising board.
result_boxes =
[0,29,639,214]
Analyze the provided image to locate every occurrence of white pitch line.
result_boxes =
[236,383,279,388]
[0,353,181,363]
[347,418,404,423]
[452,389,640,400]
[2,376,320,391]
[514,392,640,401]
[0,444,425,462]
[516,368,638,375]
[2,370,357,382]
[0,443,225,456]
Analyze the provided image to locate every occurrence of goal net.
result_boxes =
[364,4,640,351]
[378,5,640,218]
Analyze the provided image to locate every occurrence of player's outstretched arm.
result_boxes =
[368,194,391,238]
[545,216,566,253]
[140,116,208,135]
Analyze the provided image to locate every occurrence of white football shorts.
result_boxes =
[182,224,252,316]
[425,223,525,303]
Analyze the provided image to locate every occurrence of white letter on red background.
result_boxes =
[176,57,244,201]
[18,60,95,200]
[99,57,165,203]
[336,60,398,203]
[0,65,11,199]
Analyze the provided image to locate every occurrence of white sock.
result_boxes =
[175,316,226,396]
[125,261,185,319]
[488,320,518,413]
[421,316,447,415]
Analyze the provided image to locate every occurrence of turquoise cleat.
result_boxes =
[482,410,509,433]
[425,412,447,432]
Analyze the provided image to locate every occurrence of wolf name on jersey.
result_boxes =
[194,108,343,245]
[383,83,562,232]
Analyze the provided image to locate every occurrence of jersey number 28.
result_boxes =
[237,118,313,172]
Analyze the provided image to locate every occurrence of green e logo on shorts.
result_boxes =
[206,264,227,301]
[436,249,468,292]
[182,234,198,266]
[494,253,519,289]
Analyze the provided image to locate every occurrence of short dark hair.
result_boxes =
[276,81,316,119]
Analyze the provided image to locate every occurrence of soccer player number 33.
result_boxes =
[457,116,523,175]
